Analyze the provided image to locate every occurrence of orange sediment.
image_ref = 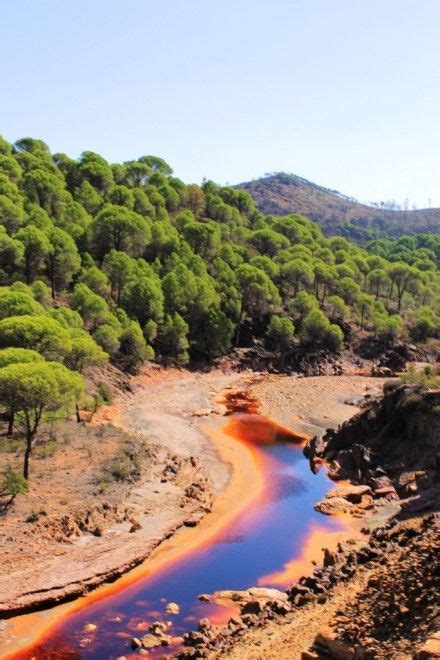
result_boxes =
[258,515,356,588]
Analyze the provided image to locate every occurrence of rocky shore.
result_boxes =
[305,382,440,516]
[174,515,439,659]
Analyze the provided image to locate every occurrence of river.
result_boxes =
[11,396,347,659]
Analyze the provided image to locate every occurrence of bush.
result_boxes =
[97,382,113,404]
[401,364,440,389]
[100,443,141,483]
[1,465,28,496]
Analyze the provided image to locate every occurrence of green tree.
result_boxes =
[0,315,71,359]
[16,225,51,284]
[121,275,164,327]
[0,289,45,319]
[300,309,343,351]
[356,292,374,330]
[22,168,66,215]
[0,361,83,478]
[325,295,350,322]
[78,265,111,298]
[0,226,23,282]
[156,313,189,365]
[91,205,151,260]
[0,347,45,434]
[70,283,110,331]
[93,323,121,356]
[387,262,421,310]
[118,321,153,373]
[0,195,24,233]
[282,259,313,297]
[266,315,295,352]
[66,329,108,421]
[235,264,281,345]
[410,307,439,341]
[102,249,134,304]
[46,227,81,297]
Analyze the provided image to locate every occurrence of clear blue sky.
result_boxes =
[2,0,440,207]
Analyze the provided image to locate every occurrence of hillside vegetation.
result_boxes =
[0,135,438,484]
[238,172,440,240]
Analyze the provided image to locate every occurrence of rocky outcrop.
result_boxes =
[304,383,440,514]
[308,515,440,659]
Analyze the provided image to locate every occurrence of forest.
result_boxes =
[0,134,438,480]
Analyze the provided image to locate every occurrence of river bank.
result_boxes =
[0,369,386,657]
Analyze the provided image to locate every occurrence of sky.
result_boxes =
[2,0,440,207]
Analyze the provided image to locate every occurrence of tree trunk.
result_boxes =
[76,403,81,423]
[7,403,14,436]
[23,433,32,480]
[235,298,245,347]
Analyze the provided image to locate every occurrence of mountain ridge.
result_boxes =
[237,172,440,237]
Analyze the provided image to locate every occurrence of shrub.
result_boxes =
[1,465,28,496]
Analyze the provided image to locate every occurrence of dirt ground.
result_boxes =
[249,373,385,435]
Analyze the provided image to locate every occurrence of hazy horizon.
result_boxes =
[3,0,440,207]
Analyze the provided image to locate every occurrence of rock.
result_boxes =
[131,637,143,650]
[197,593,211,602]
[83,623,97,632]
[326,484,371,503]
[241,599,264,615]
[247,587,288,601]
[269,599,292,615]
[374,485,398,499]
[184,630,207,647]
[129,519,142,533]
[303,435,326,459]
[166,601,180,615]
[141,633,162,649]
[149,621,168,636]
[415,631,440,658]
[193,408,212,417]
[215,587,286,605]
[241,613,260,627]
[198,618,212,632]
[315,497,354,515]
[323,547,338,567]
[315,625,355,659]
[372,365,394,377]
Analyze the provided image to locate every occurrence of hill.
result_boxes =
[237,172,440,238]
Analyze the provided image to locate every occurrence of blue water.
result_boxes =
[18,414,342,659]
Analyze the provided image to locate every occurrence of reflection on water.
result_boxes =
[13,403,343,660]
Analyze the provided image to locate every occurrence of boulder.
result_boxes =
[141,633,162,649]
[215,587,287,605]
[314,625,355,659]
[166,601,180,615]
[315,497,354,515]
[415,631,440,658]
[130,637,142,650]
[326,484,371,503]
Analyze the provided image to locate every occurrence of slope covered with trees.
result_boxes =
[238,173,440,240]
[0,134,438,481]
